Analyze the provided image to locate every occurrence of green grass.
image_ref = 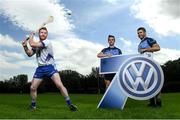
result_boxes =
[0,93,180,119]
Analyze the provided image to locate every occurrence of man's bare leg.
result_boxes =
[30,78,42,109]
[104,80,111,90]
[51,73,77,111]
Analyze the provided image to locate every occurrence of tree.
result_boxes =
[161,58,180,92]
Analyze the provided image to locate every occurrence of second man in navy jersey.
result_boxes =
[97,35,122,89]
[137,27,162,107]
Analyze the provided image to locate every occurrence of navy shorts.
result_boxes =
[33,64,58,79]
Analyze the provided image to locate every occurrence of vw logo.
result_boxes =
[118,56,164,100]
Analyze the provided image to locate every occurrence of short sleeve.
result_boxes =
[147,38,157,47]
[118,49,122,54]
[41,40,51,47]
[32,48,36,53]
[101,48,105,53]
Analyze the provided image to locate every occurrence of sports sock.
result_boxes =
[65,96,72,106]
[31,99,36,107]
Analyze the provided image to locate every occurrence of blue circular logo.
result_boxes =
[118,56,164,100]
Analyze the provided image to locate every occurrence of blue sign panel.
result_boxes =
[98,55,164,110]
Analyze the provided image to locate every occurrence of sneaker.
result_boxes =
[30,102,36,110]
[29,105,36,111]
[69,104,77,111]
[31,106,36,110]
[156,100,162,107]
[148,98,156,107]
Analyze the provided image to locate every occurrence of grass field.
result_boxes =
[0,93,180,119]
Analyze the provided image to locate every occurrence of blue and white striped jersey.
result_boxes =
[33,40,55,66]
[138,37,157,52]
[138,37,157,58]
[101,46,122,56]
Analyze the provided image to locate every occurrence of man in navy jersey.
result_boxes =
[97,35,122,89]
[22,27,77,111]
[137,27,162,107]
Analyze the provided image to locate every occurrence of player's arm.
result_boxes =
[22,39,35,57]
[29,32,44,48]
[97,52,112,58]
[140,44,160,53]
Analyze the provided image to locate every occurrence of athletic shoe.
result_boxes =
[30,102,36,110]
[69,104,77,111]
[156,100,162,107]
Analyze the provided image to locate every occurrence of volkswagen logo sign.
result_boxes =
[118,56,164,100]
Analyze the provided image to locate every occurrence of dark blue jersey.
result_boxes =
[138,37,157,50]
[101,46,122,55]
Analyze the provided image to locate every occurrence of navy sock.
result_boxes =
[31,99,36,107]
[65,96,72,106]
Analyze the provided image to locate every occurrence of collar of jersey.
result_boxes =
[109,46,115,48]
